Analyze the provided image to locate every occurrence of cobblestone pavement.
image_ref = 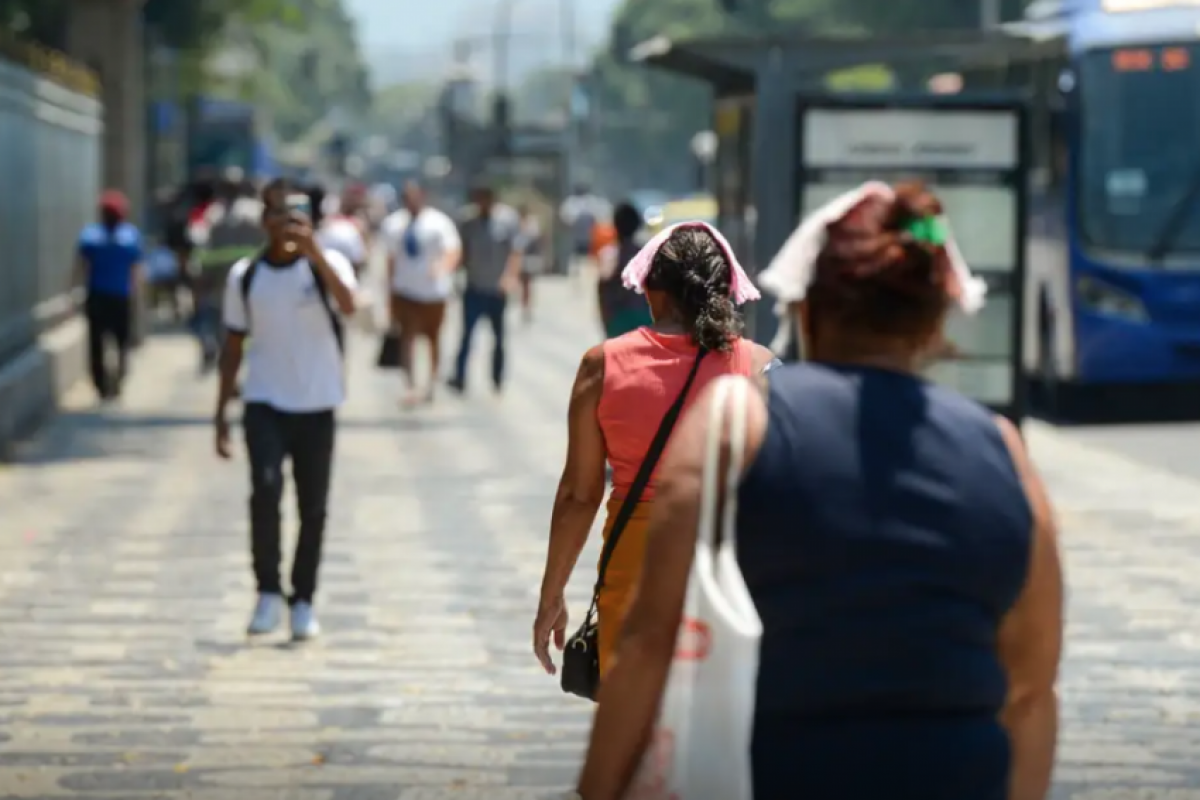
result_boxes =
[1,274,1199,798]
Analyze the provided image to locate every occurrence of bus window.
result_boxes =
[1077,42,1200,257]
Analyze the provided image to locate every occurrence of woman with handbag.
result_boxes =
[532,221,774,692]
[573,182,1064,800]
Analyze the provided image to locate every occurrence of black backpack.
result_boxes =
[239,253,344,353]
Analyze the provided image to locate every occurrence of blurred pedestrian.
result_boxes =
[514,203,544,323]
[561,184,610,276]
[577,182,1062,800]
[75,189,143,401]
[193,180,263,370]
[213,179,358,642]
[448,185,521,395]
[317,185,369,275]
[595,201,653,338]
[382,180,461,406]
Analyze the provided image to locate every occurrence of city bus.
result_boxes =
[187,97,277,179]
[965,0,1200,420]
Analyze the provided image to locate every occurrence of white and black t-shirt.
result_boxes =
[223,251,358,412]
[381,207,461,302]
[317,216,367,267]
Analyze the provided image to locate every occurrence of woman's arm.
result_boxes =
[995,417,1064,800]
[576,376,768,800]
[533,345,609,674]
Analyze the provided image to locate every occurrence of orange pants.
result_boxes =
[596,496,654,676]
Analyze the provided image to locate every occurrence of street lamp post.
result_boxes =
[492,0,517,147]
[690,130,718,193]
[980,0,1000,28]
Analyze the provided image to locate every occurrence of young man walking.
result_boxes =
[448,185,522,395]
[213,179,358,640]
[76,190,143,400]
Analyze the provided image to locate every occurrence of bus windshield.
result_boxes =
[1078,42,1200,259]
[188,123,254,175]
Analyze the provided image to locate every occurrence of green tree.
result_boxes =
[1,0,68,49]
[143,0,372,142]
[143,0,304,51]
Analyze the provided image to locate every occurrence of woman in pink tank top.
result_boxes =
[533,222,775,679]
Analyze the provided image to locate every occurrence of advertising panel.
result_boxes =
[798,102,1026,418]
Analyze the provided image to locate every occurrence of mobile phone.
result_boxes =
[286,194,312,217]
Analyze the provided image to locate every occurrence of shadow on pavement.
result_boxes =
[8,409,482,464]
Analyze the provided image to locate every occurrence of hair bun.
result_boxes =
[889,182,944,229]
[810,181,954,339]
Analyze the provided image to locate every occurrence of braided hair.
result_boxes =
[643,225,741,352]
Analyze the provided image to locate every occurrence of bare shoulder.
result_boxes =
[993,415,1027,463]
[574,344,607,398]
[747,341,777,370]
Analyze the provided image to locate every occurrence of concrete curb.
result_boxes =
[0,316,87,459]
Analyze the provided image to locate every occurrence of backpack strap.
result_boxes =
[307,260,345,354]
[237,252,342,354]
[238,251,264,333]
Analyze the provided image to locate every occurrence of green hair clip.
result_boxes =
[903,216,947,246]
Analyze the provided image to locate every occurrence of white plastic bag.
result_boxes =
[629,376,763,800]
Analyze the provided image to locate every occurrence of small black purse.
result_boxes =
[376,330,401,369]
[561,349,707,701]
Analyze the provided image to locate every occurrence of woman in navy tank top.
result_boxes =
[574,182,1064,800]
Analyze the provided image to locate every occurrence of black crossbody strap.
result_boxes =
[593,348,707,591]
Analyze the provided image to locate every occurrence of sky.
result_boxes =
[344,0,623,86]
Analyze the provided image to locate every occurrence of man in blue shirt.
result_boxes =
[77,190,143,400]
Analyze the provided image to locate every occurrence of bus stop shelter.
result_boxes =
[630,29,1063,341]
[631,29,1064,422]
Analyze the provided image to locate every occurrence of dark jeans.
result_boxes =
[243,403,336,604]
[85,292,132,397]
[190,297,222,368]
[454,286,507,388]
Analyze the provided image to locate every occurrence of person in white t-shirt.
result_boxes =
[213,178,358,642]
[382,180,462,406]
[313,185,369,274]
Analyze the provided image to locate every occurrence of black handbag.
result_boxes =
[376,330,401,369]
[561,348,707,701]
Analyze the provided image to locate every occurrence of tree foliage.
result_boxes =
[142,0,371,143]
[232,0,372,141]
[1,0,371,144]
[1,0,68,50]
[143,0,305,52]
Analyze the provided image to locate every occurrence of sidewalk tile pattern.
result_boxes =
[0,276,1198,797]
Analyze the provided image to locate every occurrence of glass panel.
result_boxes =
[1078,42,1200,258]
[798,105,1021,408]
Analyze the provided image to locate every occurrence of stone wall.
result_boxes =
[0,53,103,456]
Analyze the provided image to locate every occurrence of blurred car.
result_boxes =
[627,189,673,228]
[647,194,718,234]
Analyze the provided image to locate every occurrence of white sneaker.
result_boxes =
[290,601,320,641]
[247,593,284,635]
